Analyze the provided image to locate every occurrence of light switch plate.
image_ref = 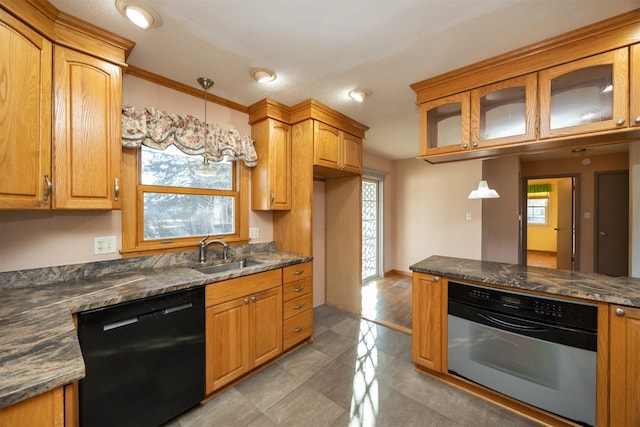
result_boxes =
[249,227,259,239]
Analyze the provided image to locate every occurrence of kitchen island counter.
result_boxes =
[0,247,311,409]
[410,255,640,308]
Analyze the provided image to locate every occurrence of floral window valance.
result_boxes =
[121,105,257,167]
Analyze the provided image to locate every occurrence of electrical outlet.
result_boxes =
[94,236,116,255]
[465,213,472,221]
[249,227,259,239]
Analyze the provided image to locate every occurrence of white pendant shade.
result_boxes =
[468,180,500,199]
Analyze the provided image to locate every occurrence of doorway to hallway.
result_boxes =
[522,176,578,270]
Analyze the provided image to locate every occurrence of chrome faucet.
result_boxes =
[199,235,229,263]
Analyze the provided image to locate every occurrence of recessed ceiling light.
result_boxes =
[348,88,370,102]
[115,0,162,30]
[250,68,277,83]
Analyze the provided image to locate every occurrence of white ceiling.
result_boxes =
[49,0,640,160]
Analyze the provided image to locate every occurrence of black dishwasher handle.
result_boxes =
[103,301,193,331]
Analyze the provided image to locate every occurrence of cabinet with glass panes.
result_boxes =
[420,74,536,157]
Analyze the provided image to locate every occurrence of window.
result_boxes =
[527,197,548,224]
[121,146,249,257]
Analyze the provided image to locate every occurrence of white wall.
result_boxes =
[393,158,483,271]
[630,141,640,278]
[0,75,272,272]
[312,180,326,307]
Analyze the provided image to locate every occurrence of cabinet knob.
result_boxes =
[615,307,625,317]
[472,142,478,148]
[462,143,469,149]
[251,295,257,302]
[635,116,640,124]
[43,174,52,201]
[244,297,249,304]
[616,118,625,126]
[270,192,275,203]
[433,276,440,282]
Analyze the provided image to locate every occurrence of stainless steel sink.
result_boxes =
[196,259,261,275]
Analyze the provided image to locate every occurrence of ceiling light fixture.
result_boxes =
[115,0,162,30]
[348,89,370,102]
[468,180,500,199]
[250,68,277,83]
[195,77,215,176]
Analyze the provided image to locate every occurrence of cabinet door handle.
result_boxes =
[293,326,305,333]
[462,143,469,149]
[271,192,275,203]
[43,174,52,201]
[293,303,305,310]
[615,307,625,317]
[433,276,440,282]
[616,118,625,126]
[293,270,305,276]
[244,297,249,304]
[472,142,478,148]
[293,286,305,292]
[114,178,120,201]
[635,116,640,124]
[251,295,257,302]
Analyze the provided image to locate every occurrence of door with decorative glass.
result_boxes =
[362,176,383,282]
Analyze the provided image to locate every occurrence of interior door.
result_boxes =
[556,178,574,270]
[596,171,629,276]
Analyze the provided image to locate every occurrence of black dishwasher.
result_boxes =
[78,287,205,427]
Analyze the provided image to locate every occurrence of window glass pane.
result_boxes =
[527,198,548,224]
[143,192,235,240]
[362,179,378,280]
[141,145,232,190]
[550,64,613,130]
[480,86,526,139]
[427,103,462,148]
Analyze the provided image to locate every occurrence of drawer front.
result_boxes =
[206,269,282,307]
[283,310,313,350]
[283,293,312,319]
[283,261,312,284]
[283,277,312,301]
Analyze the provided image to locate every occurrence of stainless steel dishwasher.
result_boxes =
[77,287,205,427]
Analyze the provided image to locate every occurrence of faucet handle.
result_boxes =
[199,235,209,245]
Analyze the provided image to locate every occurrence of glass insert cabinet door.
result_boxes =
[539,47,629,138]
[470,73,537,148]
[420,92,470,156]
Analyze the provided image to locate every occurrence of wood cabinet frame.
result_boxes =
[419,93,470,157]
[630,43,640,128]
[538,47,629,139]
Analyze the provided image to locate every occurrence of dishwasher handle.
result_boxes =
[103,301,194,331]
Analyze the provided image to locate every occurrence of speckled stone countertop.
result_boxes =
[410,255,640,307]
[0,244,310,409]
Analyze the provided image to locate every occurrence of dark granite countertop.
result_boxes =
[0,248,311,409]
[410,255,640,307]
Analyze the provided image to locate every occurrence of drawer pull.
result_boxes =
[293,286,305,292]
[251,295,257,302]
[293,326,305,333]
[293,303,305,310]
[293,270,305,275]
[243,297,249,304]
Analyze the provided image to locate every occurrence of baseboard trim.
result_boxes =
[385,269,412,277]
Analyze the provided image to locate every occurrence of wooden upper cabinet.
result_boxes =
[251,118,291,210]
[0,10,52,209]
[470,73,537,148]
[539,47,629,139]
[52,46,122,209]
[313,121,362,175]
[630,44,640,128]
[420,93,470,156]
[609,304,640,426]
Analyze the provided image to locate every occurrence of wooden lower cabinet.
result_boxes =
[412,273,446,372]
[282,262,313,350]
[205,270,282,394]
[609,304,640,426]
[0,387,64,427]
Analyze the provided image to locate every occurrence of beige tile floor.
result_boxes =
[167,305,541,427]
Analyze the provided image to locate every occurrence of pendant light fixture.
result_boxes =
[195,77,215,176]
[468,180,500,199]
